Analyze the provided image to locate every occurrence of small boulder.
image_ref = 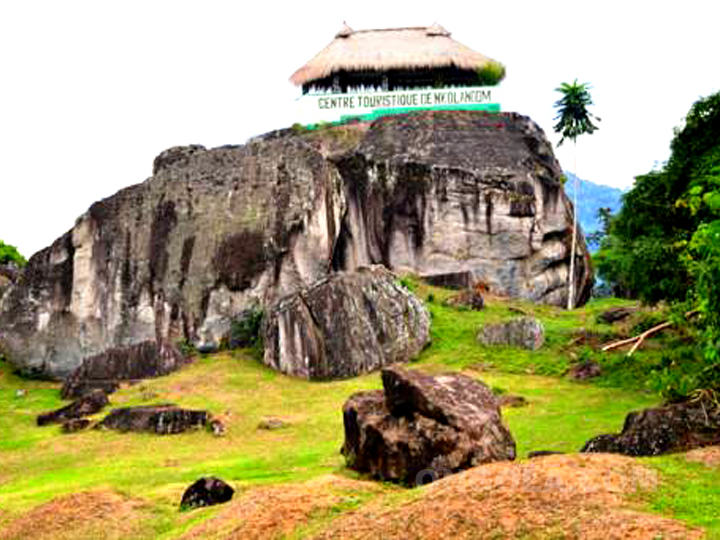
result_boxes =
[478,317,545,350]
[445,288,485,311]
[61,418,91,433]
[98,405,209,434]
[208,418,226,437]
[62,341,189,399]
[262,266,431,380]
[498,394,528,408]
[37,389,109,426]
[257,418,289,430]
[581,399,720,456]
[597,306,636,324]
[567,360,602,381]
[342,366,516,485]
[180,477,234,510]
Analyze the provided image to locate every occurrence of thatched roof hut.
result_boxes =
[290,24,499,94]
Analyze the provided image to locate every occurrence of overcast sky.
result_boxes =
[1,0,718,257]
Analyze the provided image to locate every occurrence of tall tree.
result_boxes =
[553,80,600,309]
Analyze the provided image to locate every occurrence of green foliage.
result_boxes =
[596,89,720,396]
[229,308,264,351]
[552,80,600,146]
[476,61,506,86]
[0,240,26,266]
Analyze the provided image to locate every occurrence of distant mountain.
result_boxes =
[563,173,624,241]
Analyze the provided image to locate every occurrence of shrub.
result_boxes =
[476,61,506,86]
[0,240,26,266]
[229,308,264,350]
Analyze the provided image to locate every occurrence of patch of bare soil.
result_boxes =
[0,491,152,540]
[686,445,720,468]
[311,454,703,540]
[181,475,384,540]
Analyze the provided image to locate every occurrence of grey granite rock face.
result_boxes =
[0,111,591,379]
[0,139,344,378]
[262,266,430,380]
[332,112,592,306]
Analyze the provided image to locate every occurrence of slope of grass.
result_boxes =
[1,285,718,538]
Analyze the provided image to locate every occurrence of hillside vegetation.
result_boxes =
[1,279,719,539]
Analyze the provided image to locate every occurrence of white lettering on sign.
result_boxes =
[296,85,499,125]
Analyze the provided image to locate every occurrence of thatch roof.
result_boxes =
[290,24,496,86]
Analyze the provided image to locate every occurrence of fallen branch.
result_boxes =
[601,310,699,356]
[601,321,673,355]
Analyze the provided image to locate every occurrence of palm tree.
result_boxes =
[553,80,600,309]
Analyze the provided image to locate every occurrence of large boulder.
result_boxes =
[61,340,188,399]
[262,266,430,380]
[342,366,516,485]
[36,388,109,426]
[98,405,209,434]
[581,399,720,456]
[180,477,235,510]
[0,111,592,379]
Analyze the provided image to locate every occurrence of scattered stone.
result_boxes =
[420,271,473,290]
[597,306,637,324]
[567,360,602,381]
[208,418,226,437]
[61,418,91,433]
[36,389,109,426]
[527,450,565,459]
[478,317,545,350]
[342,366,516,485]
[498,395,528,408]
[262,266,431,380]
[61,341,189,399]
[257,418,289,430]
[445,288,485,310]
[180,477,234,510]
[581,399,720,456]
[98,405,209,434]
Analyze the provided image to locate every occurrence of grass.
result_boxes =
[1,281,719,537]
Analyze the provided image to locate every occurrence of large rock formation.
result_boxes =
[0,111,592,379]
[61,340,188,398]
[262,266,430,380]
[98,404,209,434]
[331,112,593,305]
[342,366,516,485]
[581,399,720,456]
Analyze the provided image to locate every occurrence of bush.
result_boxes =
[476,61,506,86]
[0,240,26,266]
[229,308,264,350]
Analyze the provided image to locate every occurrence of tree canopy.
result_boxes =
[596,89,720,396]
[553,80,600,146]
[0,240,26,267]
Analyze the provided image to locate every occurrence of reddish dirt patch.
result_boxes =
[686,445,720,468]
[311,454,702,540]
[181,475,382,540]
[0,491,151,540]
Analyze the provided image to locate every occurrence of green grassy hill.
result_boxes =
[1,280,718,538]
